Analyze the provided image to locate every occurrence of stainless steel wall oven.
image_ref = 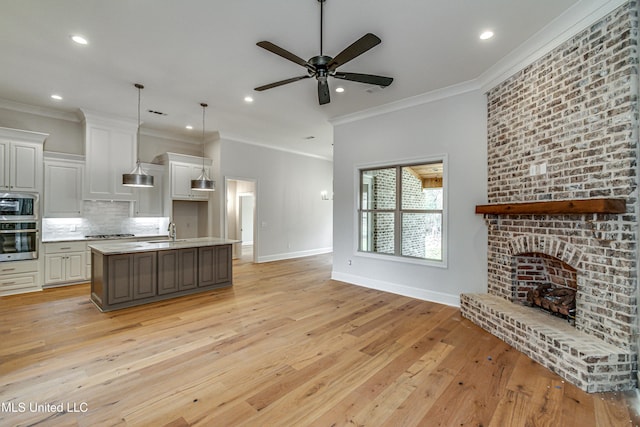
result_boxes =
[0,193,39,261]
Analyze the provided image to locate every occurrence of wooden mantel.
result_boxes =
[475,198,626,215]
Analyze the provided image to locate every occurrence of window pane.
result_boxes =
[401,164,443,210]
[360,212,394,254]
[362,168,395,210]
[402,212,442,260]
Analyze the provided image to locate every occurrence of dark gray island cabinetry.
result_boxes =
[90,238,235,311]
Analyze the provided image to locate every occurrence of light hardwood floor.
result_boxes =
[1,253,639,426]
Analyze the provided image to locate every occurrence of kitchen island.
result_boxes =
[89,237,237,311]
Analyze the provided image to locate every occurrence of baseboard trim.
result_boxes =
[331,271,460,308]
[256,247,333,263]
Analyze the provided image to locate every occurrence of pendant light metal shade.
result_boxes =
[191,102,215,192]
[123,83,154,188]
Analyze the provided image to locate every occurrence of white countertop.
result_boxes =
[42,234,167,243]
[89,237,239,255]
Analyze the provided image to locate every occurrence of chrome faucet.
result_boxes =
[168,222,177,241]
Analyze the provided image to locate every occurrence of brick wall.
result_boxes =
[461,1,639,392]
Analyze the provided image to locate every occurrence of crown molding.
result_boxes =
[330,0,628,127]
[0,98,80,122]
[220,132,333,162]
[478,0,629,92]
[329,79,481,127]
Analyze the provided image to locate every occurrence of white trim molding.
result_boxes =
[331,271,461,308]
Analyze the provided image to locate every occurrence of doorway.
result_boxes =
[225,178,256,262]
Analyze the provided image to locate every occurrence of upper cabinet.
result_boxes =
[170,162,211,201]
[0,127,47,193]
[153,152,213,201]
[43,153,84,217]
[133,163,164,217]
[81,110,137,201]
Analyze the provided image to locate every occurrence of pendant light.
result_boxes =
[191,102,215,191]
[123,83,154,187]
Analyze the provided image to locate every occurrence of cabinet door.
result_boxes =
[10,142,41,192]
[107,254,134,304]
[44,160,83,217]
[171,163,211,200]
[0,141,8,190]
[66,252,86,282]
[198,246,215,287]
[215,245,232,284]
[44,254,65,284]
[133,252,156,300]
[171,163,193,199]
[84,119,136,200]
[157,250,179,295]
[135,165,164,217]
[179,248,197,290]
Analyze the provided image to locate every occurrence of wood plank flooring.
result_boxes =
[1,253,639,426]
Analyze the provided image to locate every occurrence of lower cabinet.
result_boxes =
[44,241,87,286]
[198,245,232,287]
[0,260,40,296]
[91,244,233,311]
[106,252,157,305]
[157,248,197,295]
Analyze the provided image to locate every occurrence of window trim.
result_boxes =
[353,155,448,268]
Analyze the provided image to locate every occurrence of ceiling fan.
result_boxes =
[254,0,393,105]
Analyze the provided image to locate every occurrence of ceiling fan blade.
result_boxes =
[257,41,315,71]
[318,79,330,105]
[254,75,311,91]
[328,33,381,71]
[333,72,393,87]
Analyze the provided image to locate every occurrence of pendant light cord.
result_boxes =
[135,83,144,163]
[201,103,207,171]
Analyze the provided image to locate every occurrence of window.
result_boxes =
[359,161,444,262]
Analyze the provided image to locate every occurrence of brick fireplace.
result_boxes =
[460,1,639,392]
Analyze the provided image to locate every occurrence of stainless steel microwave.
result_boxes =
[0,193,38,220]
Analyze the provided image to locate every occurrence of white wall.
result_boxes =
[331,89,487,307]
[217,138,333,263]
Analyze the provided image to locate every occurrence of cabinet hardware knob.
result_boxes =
[2,268,16,272]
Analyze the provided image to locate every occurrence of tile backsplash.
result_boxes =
[42,201,169,240]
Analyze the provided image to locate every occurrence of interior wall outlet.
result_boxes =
[529,162,547,176]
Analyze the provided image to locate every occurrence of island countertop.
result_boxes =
[89,237,239,255]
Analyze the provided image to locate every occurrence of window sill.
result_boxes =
[355,250,447,269]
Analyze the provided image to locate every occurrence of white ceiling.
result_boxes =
[0,0,584,159]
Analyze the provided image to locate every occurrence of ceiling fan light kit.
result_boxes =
[254,0,393,105]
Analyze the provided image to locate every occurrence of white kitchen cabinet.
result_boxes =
[81,110,137,201]
[170,162,211,200]
[152,152,213,202]
[44,241,87,286]
[0,127,47,193]
[0,260,40,296]
[133,163,164,217]
[44,154,84,217]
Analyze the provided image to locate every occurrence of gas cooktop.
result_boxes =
[85,233,135,239]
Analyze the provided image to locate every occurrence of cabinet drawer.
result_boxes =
[0,272,39,296]
[0,260,38,275]
[44,241,87,254]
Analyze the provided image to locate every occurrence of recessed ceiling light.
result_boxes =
[244,96,254,103]
[51,94,63,101]
[185,125,193,130]
[335,87,345,93]
[70,35,88,45]
[479,30,494,40]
